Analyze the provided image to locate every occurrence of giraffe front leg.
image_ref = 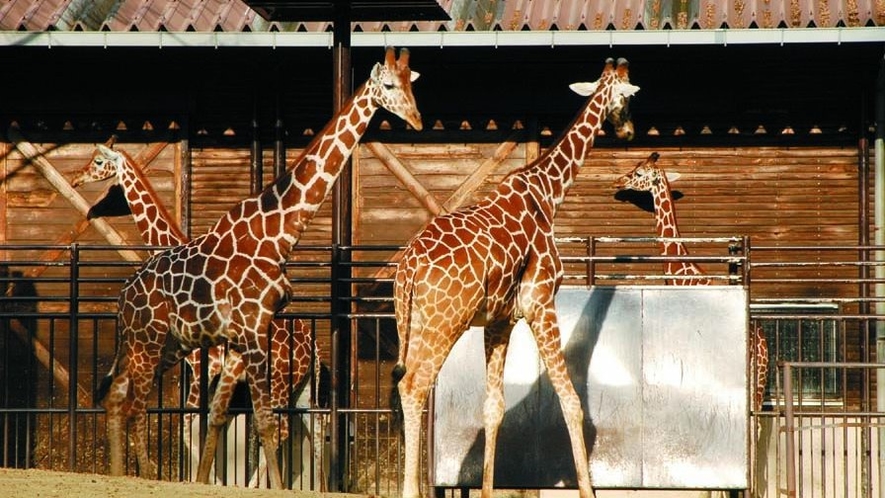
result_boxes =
[132,411,158,479]
[195,351,245,484]
[480,323,512,498]
[243,350,284,489]
[529,313,595,498]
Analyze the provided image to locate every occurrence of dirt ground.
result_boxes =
[0,468,366,498]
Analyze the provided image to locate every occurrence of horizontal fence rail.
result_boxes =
[0,239,884,496]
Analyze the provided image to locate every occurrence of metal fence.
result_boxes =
[0,238,883,497]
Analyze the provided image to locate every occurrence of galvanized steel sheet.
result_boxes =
[433,285,748,489]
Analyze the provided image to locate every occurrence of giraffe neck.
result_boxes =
[115,150,187,247]
[649,178,708,284]
[210,81,378,261]
[503,78,613,217]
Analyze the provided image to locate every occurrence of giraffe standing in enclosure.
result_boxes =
[97,47,422,489]
[613,152,769,411]
[393,58,639,498]
[71,145,320,485]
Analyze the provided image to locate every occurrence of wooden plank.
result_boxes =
[365,141,444,216]
[442,131,521,212]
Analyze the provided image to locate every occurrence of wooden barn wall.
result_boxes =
[1,140,863,312]
[355,143,864,302]
[0,140,181,311]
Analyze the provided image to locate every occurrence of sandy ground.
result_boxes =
[0,468,366,498]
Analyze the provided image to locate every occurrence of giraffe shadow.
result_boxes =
[454,288,615,487]
[614,189,683,213]
[0,265,39,468]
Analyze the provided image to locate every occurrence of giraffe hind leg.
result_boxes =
[480,322,512,498]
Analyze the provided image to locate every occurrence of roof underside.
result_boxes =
[0,1,880,146]
[0,0,881,34]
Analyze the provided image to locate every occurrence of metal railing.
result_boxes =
[0,238,884,496]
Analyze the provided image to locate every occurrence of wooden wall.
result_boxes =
[0,138,864,310]
[356,143,863,301]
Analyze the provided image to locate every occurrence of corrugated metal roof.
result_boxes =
[0,0,881,34]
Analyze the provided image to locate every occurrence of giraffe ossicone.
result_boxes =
[393,57,639,498]
[95,46,421,489]
[613,151,769,413]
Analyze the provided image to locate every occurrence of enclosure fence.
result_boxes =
[0,238,883,497]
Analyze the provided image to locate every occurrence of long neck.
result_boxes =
[116,150,187,246]
[211,81,378,261]
[650,180,708,284]
[503,80,612,218]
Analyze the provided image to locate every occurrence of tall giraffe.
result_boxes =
[393,58,639,498]
[96,47,422,489]
[613,152,769,412]
[70,145,319,485]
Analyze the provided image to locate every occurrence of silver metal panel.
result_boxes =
[433,286,748,490]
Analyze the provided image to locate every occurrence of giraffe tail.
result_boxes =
[390,252,417,426]
[95,357,118,405]
[389,363,406,425]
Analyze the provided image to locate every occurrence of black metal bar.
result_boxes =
[329,1,353,492]
[251,97,263,195]
[68,244,79,472]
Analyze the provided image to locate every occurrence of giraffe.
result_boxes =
[95,47,422,489]
[612,151,769,413]
[70,145,320,485]
[392,58,638,498]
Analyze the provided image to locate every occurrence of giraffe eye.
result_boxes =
[383,82,396,90]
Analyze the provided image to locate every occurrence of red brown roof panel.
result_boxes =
[0,0,880,33]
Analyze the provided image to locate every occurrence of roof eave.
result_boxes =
[0,27,881,49]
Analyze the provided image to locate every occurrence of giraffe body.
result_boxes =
[613,152,769,411]
[73,145,321,485]
[96,48,421,489]
[394,59,639,498]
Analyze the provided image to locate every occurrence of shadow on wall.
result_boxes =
[614,188,683,214]
[0,264,38,468]
[455,289,615,487]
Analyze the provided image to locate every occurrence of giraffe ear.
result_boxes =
[615,82,640,98]
[409,70,420,82]
[569,81,599,96]
[370,62,384,82]
[666,171,681,183]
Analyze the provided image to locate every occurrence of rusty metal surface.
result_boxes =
[433,286,748,489]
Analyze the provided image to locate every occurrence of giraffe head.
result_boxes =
[613,152,681,192]
[569,57,640,140]
[369,47,423,131]
[71,144,123,188]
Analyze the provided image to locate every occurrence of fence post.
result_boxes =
[68,243,79,472]
[783,362,796,498]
